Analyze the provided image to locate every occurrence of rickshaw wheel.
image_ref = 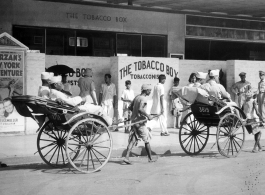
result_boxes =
[179,112,209,155]
[217,113,245,158]
[37,120,79,167]
[66,118,113,174]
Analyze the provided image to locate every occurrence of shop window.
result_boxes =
[142,35,166,57]
[13,26,45,53]
[69,37,88,47]
[117,34,141,56]
[46,28,75,56]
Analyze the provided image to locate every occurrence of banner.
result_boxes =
[0,50,24,132]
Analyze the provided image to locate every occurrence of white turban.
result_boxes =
[41,72,54,80]
[49,76,62,84]
[196,72,208,79]
[209,69,220,77]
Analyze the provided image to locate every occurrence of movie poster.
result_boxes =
[0,50,24,132]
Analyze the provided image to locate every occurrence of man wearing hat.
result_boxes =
[231,72,251,108]
[257,71,265,118]
[200,69,231,101]
[38,72,54,99]
[78,68,98,105]
[49,76,112,125]
[123,84,157,164]
[195,72,208,87]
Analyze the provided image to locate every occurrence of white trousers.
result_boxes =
[102,103,114,119]
[153,114,168,134]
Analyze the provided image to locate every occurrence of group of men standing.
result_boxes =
[231,71,265,118]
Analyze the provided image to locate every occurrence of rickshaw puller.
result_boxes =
[123,84,157,165]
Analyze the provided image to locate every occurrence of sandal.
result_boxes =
[252,149,259,153]
[123,159,133,165]
[148,158,157,163]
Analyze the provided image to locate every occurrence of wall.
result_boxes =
[25,53,46,134]
[45,55,111,97]
[111,56,179,128]
[0,0,185,55]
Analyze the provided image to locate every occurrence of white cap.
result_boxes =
[49,75,62,84]
[209,69,220,77]
[196,72,208,79]
[41,72,54,80]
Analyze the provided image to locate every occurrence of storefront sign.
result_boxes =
[66,12,127,23]
[119,60,178,80]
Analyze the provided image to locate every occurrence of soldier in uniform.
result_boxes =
[257,71,265,118]
[231,72,251,108]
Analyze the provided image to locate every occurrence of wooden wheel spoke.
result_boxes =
[232,139,239,153]
[43,131,57,140]
[91,149,103,165]
[233,137,243,148]
[181,126,192,132]
[39,138,56,143]
[234,136,243,142]
[87,149,90,171]
[90,151,95,169]
[69,136,85,145]
[93,146,111,149]
[48,146,59,163]
[40,143,56,151]
[56,146,61,165]
[195,136,201,152]
[92,148,107,159]
[196,135,204,145]
[42,144,57,157]
[77,125,88,142]
[80,149,88,168]
[93,139,110,145]
[188,136,194,152]
[197,134,207,140]
[181,134,192,144]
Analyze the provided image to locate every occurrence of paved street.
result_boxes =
[0,139,265,195]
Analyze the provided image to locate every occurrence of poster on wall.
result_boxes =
[0,50,24,132]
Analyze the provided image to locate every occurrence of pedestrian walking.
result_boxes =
[243,90,264,153]
[78,68,98,105]
[257,71,265,119]
[99,74,117,124]
[231,72,251,108]
[123,84,157,164]
[169,77,182,129]
[150,74,169,136]
[121,80,134,133]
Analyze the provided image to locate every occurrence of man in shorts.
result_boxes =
[123,84,157,164]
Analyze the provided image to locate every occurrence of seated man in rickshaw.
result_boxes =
[49,76,112,126]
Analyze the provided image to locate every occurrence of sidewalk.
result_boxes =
[0,127,264,165]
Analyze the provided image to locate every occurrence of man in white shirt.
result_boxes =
[49,76,112,126]
[99,74,117,121]
[121,80,135,133]
[38,72,54,99]
[151,74,169,136]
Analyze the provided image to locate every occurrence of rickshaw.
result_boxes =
[175,87,253,158]
[11,95,113,173]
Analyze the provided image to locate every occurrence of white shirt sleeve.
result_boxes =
[50,89,82,106]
